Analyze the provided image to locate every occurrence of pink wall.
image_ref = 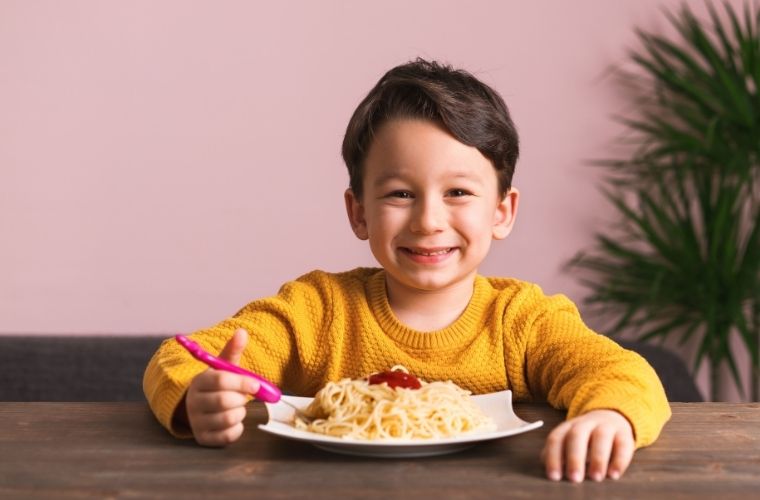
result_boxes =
[0,1,751,400]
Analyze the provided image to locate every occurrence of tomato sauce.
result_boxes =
[368,370,422,390]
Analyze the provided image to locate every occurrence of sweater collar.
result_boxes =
[366,270,489,350]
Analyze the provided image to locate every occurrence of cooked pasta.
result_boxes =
[294,367,496,440]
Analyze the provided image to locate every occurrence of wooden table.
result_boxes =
[0,403,758,499]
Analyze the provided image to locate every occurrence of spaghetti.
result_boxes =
[294,367,496,440]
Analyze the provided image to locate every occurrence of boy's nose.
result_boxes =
[409,198,446,234]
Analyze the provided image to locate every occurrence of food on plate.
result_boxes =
[294,366,496,440]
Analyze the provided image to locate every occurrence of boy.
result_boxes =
[144,58,670,483]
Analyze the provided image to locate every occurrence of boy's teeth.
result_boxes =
[410,248,451,256]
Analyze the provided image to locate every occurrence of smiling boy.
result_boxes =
[345,118,517,332]
[144,58,671,483]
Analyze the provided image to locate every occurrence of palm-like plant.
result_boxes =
[569,2,760,401]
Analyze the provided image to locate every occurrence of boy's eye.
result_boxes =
[387,191,413,199]
[448,189,472,197]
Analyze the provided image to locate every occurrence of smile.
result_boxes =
[406,247,454,256]
[400,247,457,263]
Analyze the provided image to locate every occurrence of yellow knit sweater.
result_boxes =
[143,267,671,446]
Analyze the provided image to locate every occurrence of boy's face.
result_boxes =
[345,119,519,295]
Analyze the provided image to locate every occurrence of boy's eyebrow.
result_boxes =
[372,172,400,187]
[449,171,482,182]
[372,170,481,187]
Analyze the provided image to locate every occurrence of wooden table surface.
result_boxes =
[0,402,758,499]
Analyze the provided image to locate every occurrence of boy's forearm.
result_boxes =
[520,305,671,448]
[539,350,671,448]
[143,338,203,438]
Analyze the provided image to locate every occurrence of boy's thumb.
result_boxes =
[218,328,249,365]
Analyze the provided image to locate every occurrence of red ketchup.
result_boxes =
[368,370,422,390]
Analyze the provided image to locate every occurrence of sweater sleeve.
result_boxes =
[511,287,671,448]
[142,270,334,437]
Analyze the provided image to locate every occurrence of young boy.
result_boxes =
[144,58,670,483]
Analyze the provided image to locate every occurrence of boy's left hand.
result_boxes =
[541,409,635,483]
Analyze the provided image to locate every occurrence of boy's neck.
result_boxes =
[384,274,476,332]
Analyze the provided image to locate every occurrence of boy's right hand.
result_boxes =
[184,328,260,447]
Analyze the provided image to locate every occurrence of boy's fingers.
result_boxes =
[195,422,245,447]
[542,422,570,481]
[218,328,249,365]
[587,426,615,481]
[194,370,260,395]
[192,390,250,413]
[608,431,635,480]
[564,422,593,483]
[192,406,248,432]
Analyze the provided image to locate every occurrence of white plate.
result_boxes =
[258,390,543,458]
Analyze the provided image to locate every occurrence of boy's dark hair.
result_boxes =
[342,58,519,200]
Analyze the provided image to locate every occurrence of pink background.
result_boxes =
[0,1,751,400]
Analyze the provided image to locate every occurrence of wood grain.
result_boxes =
[0,403,757,499]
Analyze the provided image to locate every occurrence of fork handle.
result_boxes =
[175,334,283,403]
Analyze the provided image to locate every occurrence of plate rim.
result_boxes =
[257,389,544,448]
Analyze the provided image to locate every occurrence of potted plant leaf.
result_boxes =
[569,2,760,401]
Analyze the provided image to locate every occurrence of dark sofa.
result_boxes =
[0,336,703,402]
[0,335,165,402]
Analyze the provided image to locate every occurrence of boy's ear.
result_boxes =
[344,189,369,240]
[492,187,519,240]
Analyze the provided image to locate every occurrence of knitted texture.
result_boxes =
[143,268,671,446]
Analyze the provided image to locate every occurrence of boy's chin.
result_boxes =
[388,270,475,293]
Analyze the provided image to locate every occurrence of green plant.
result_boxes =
[569,2,760,401]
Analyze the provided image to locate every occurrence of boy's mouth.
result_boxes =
[399,247,457,264]
[404,247,453,256]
